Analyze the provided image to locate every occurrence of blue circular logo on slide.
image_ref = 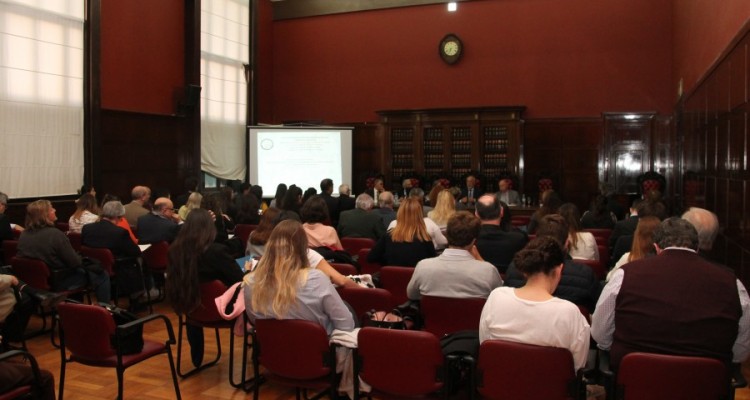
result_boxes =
[261,138,274,150]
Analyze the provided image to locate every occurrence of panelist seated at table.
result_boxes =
[495,178,520,206]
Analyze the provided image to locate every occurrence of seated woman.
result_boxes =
[243,219,355,335]
[479,236,590,370]
[17,200,111,304]
[368,198,437,267]
[301,196,343,251]
[68,193,100,233]
[608,216,660,281]
[527,189,562,234]
[559,203,599,261]
[178,192,202,221]
[247,207,357,288]
[580,195,618,229]
[427,189,456,232]
[166,208,246,367]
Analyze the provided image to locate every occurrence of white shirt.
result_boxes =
[568,231,599,261]
[479,287,591,370]
[387,218,448,250]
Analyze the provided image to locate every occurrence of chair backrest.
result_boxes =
[1,240,18,265]
[11,257,51,290]
[584,228,613,243]
[57,302,116,360]
[55,221,69,232]
[67,231,82,252]
[142,241,169,271]
[234,224,257,248]
[421,295,486,337]
[330,262,358,277]
[598,244,610,265]
[617,352,728,400]
[337,287,392,322]
[254,319,333,380]
[477,340,577,400]
[80,246,116,275]
[576,259,606,281]
[379,266,415,307]
[357,248,381,275]
[188,280,229,324]
[357,327,444,396]
[340,237,376,257]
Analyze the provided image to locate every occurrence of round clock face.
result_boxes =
[439,34,463,65]
[443,41,459,56]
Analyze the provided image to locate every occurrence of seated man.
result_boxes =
[407,211,503,300]
[504,214,601,313]
[459,174,483,208]
[123,185,151,229]
[374,191,396,229]
[82,201,141,259]
[338,184,356,214]
[337,194,385,240]
[495,178,520,206]
[475,195,527,274]
[592,218,750,369]
[136,197,180,244]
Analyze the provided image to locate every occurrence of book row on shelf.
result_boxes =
[483,139,510,151]
[450,141,472,152]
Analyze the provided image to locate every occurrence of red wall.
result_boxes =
[266,0,673,123]
[673,0,750,97]
[100,0,185,115]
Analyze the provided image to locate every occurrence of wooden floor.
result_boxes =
[11,300,750,399]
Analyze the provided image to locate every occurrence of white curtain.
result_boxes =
[0,0,84,198]
[200,0,249,181]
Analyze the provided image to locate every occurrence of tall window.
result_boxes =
[0,0,84,198]
[200,0,249,182]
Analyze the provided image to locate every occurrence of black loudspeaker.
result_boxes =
[175,84,202,116]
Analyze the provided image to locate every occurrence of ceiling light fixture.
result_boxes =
[447,2,457,12]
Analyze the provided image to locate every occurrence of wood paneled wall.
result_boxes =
[680,26,750,284]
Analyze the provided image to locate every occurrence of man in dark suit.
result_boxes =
[136,197,180,244]
[474,195,527,274]
[364,178,385,207]
[592,218,750,369]
[320,178,340,226]
[459,174,483,208]
[337,193,385,240]
[82,201,141,259]
[338,184,356,214]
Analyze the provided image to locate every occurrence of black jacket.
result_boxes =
[475,224,528,274]
[82,220,141,259]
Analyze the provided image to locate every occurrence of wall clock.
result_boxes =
[439,33,463,65]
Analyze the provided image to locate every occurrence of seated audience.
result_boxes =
[479,236,591,371]
[243,219,356,335]
[410,187,433,215]
[234,191,261,225]
[337,194,385,240]
[99,194,137,243]
[202,192,236,245]
[319,179,339,226]
[167,209,246,367]
[681,207,722,260]
[68,193,100,234]
[505,215,600,313]
[250,185,268,213]
[495,178,520,206]
[302,187,318,205]
[609,198,666,265]
[338,184,356,213]
[608,216,660,280]
[407,211,502,300]
[427,184,444,208]
[373,191,396,229]
[301,196,343,251]
[17,200,111,304]
[427,189,456,232]
[475,195,527,274]
[580,195,617,229]
[136,197,180,244]
[81,201,141,259]
[527,189,562,234]
[592,218,750,369]
[123,185,151,228]
[559,203,599,261]
[178,192,202,221]
[369,198,437,267]
[387,202,447,251]
[270,183,287,209]
[280,185,303,218]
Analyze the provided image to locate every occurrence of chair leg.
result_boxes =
[176,318,223,378]
[58,359,66,400]
[117,367,124,400]
[166,344,182,400]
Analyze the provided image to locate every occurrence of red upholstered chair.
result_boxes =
[1,240,18,265]
[11,230,20,240]
[538,178,554,193]
[66,232,82,252]
[337,286,392,323]
[330,262,358,277]
[56,302,181,400]
[0,350,44,400]
[142,241,169,300]
[606,352,732,400]
[584,228,613,244]
[251,319,338,400]
[576,259,606,281]
[597,244,610,266]
[55,222,69,232]
[80,246,147,310]
[354,327,448,399]
[379,266,415,308]
[641,179,661,196]
[471,340,581,400]
[233,224,257,248]
[341,237,376,257]
[420,296,486,338]
[79,246,116,276]
[357,248,381,275]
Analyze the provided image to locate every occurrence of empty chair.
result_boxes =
[251,319,338,400]
[379,266,415,307]
[471,340,582,400]
[338,286,392,323]
[421,295,486,338]
[340,237,376,257]
[355,327,448,399]
[56,302,181,400]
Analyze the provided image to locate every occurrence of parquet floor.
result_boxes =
[12,300,750,399]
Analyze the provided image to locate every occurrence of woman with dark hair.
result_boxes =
[580,195,617,229]
[301,196,343,251]
[527,189,562,234]
[234,192,260,225]
[479,236,590,371]
[302,187,318,205]
[68,193,100,233]
[167,208,246,367]
[280,185,303,217]
[368,198,437,267]
[250,185,268,213]
[559,203,599,261]
[202,193,235,243]
[270,183,287,208]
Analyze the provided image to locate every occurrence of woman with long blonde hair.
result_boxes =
[178,191,203,221]
[607,216,660,281]
[368,198,437,267]
[243,220,354,335]
[427,189,456,230]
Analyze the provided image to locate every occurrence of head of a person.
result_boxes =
[356,193,375,211]
[637,199,667,220]
[100,201,126,221]
[281,185,303,211]
[630,198,644,214]
[409,187,426,204]
[630,216,661,261]
[681,207,719,252]
[428,185,444,206]
[0,192,7,214]
[250,185,263,201]
[339,184,350,196]
[433,189,456,214]
[239,182,251,195]
[274,183,288,201]
[499,178,512,192]
[25,199,56,230]
[201,192,226,215]
[536,214,569,249]
[186,192,203,210]
[652,217,699,252]
[250,207,282,245]
[300,195,329,224]
[131,186,151,204]
[378,191,394,209]
[475,194,501,222]
[392,197,430,243]
[513,236,566,281]
[373,178,384,191]
[302,187,318,204]
[81,184,96,198]
[75,193,100,215]
[250,219,310,317]
[153,197,175,218]
[320,179,334,194]
[402,179,413,190]
[466,175,477,189]
[446,211,481,248]
[589,194,609,216]
[539,190,562,214]
[558,203,582,234]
